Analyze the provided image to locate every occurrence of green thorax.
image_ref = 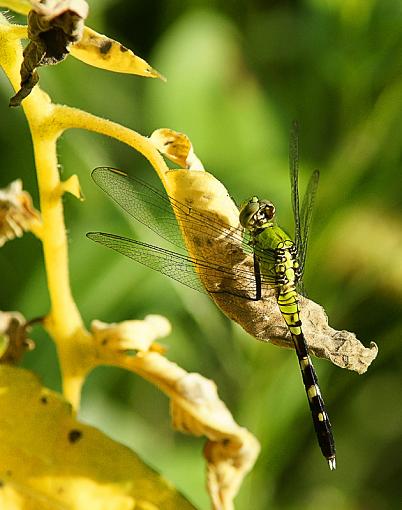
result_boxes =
[254,224,298,284]
[238,196,298,284]
[253,223,292,252]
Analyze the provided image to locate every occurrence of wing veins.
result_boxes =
[92,167,247,250]
[299,169,319,275]
[87,231,278,296]
[289,122,302,253]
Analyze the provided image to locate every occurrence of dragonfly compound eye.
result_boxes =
[239,198,260,228]
[260,200,276,220]
[251,200,276,228]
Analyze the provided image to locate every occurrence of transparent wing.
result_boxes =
[289,121,302,252]
[91,166,275,265]
[86,232,277,297]
[299,169,319,276]
[92,167,247,250]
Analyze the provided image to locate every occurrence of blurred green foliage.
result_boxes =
[1,1,401,509]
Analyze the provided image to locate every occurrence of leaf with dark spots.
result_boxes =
[68,429,83,443]
[99,39,112,55]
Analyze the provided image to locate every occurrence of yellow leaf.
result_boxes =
[0,1,30,16]
[0,365,196,510]
[60,174,84,201]
[70,27,166,80]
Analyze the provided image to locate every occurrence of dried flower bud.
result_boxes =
[0,179,40,247]
[29,0,89,23]
[0,311,34,364]
[150,128,205,171]
[10,0,89,106]
[92,315,171,353]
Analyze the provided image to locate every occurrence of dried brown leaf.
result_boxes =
[0,311,33,364]
[0,179,40,246]
[149,129,378,374]
[98,319,260,510]
[9,0,88,106]
[170,372,260,510]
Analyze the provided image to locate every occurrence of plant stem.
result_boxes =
[53,105,171,183]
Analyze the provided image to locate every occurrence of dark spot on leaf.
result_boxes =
[101,338,108,346]
[100,40,112,55]
[0,480,4,488]
[126,348,139,356]
[119,44,129,53]
[222,438,230,446]
[68,429,82,443]
[40,395,48,404]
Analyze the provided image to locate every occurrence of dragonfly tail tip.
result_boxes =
[328,457,336,471]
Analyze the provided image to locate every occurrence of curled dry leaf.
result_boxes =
[0,311,33,364]
[70,26,165,80]
[92,314,171,353]
[149,129,378,374]
[150,128,204,170]
[110,351,259,510]
[9,0,89,106]
[0,179,40,246]
[172,373,260,510]
[204,435,259,510]
[96,316,259,509]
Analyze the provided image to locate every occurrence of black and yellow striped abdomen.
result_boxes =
[273,241,336,468]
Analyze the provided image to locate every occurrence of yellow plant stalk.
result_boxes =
[0,12,170,407]
[0,10,262,508]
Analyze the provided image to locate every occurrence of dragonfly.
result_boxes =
[87,125,336,469]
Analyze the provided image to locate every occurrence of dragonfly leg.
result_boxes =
[253,253,262,301]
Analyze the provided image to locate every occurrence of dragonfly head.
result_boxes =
[239,196,276,231]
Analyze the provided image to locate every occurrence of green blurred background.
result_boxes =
[1,1,402,508]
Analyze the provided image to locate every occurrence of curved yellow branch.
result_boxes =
[0,17,172,408]
[52,104,171,184]
[1,20,92,407]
